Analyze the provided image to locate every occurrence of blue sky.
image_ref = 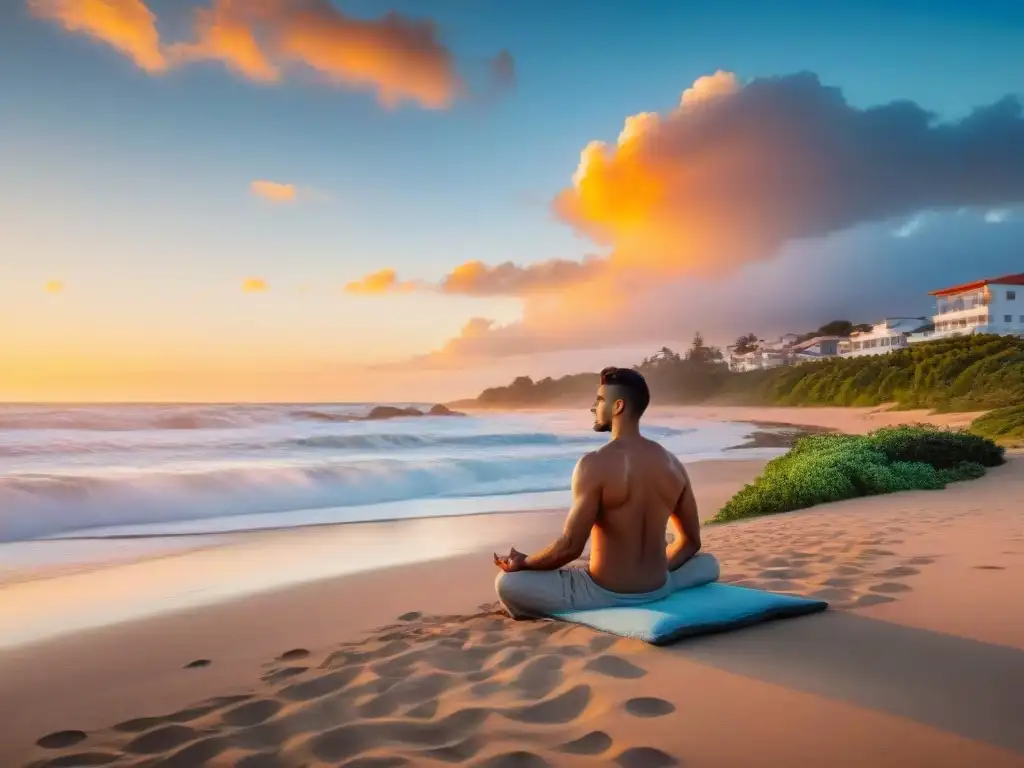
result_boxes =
[1,0,1022,401]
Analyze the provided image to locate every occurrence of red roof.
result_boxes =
[929,273,1024,297]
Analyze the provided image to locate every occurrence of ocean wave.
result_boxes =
[291,431,570,451]
[0,424,695,458]
[0,406,288,432]
[0,455,575,542]
[0,404,414,431]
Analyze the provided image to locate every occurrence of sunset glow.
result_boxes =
[5,0,1024,401]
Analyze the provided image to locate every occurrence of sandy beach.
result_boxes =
[4,407,1023,767]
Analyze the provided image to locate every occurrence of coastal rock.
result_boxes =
[428,404,466,417]
[362,405,465,421]
[364,406,424,420]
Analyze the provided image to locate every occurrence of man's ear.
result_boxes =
[613,398,625,416]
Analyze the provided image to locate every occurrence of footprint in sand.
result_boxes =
[183,658,210,669]
[310,708,489,762]
[851,594,896,608]
[124,724,202,755]
[34,752,121,767]
[974,565,1006,570]
[877,566,920,578]
[359,672,454,718]
[112,695,253,734]
[511,655,565,699]
[36,730,88,749]
[588,634,619,653]
[221,698,282,727]
[406,700,438,719]
[615,746,679,767]
[144,734,227,766]
[341,758,411,768]
[624,697,675,718]
[558,730,613,756]
[584,654,647,680]
[869,582,912,594]
[424,733,485,762]
[277,648,310,661]
[398,611,422,621]
[476,751,552,767]
[503,685,592,724]
[278,667,362,701]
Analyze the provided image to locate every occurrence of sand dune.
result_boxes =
[21,458,1024,767]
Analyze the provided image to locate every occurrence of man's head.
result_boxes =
[592,366,650,433]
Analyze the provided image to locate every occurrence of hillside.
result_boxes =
[465,334,1024,414]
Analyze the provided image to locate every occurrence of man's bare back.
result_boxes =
[493,367,712,619]
[586,436,697,593]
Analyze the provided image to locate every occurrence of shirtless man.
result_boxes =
[493,366,720,619]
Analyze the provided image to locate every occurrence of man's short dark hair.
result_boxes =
[599,366,651,418]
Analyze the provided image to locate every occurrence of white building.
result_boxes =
[908,273,1024,344]
[727,348,787,372]
[838,318,931,357]
[791,335,842,364]
[728,334,842,371]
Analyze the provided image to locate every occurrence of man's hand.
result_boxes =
[493,548,528,572]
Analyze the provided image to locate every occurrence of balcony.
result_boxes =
[934,291,989,316]
[907,324,996,344]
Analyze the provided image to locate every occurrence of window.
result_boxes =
[1004,315,1012,323]
[1008,291,1017,300]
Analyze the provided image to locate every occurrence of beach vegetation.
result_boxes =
[711,425,1005,522]
[968,404,1024,446]
[470,334,1024,414]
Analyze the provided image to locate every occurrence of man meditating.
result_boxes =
[494,366,720,619]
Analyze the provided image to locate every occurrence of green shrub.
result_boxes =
[868,424,1006,468]
[711,426,1003,522]
[936,461,987,484]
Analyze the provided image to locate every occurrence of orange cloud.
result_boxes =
[439,257,605,296]
[273,3,461,110]
[33,0,509,110]
[344,257,604,298]
[242,277,269,292]
[29,0,166,72]
[374,71,1024,366]
[170,0,279,83]
[44,280,65,294]
[343,268,419,295]
[250,180,297,203]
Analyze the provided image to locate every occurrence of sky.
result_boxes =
[1,0,1023,402]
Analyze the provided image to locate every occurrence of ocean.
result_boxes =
[0,403,777,544]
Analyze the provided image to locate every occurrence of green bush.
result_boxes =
[970,404,1024,445]
[711,426,1004,522]
[868,424,1006,468]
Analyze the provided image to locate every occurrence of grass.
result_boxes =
[969,404,1024,446]
[711,425,1005,523]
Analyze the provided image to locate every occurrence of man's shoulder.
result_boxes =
[578,445,620,473]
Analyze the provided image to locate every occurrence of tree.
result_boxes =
[816,320,854,337]
[733,333,759,354]
[685,331,722,365]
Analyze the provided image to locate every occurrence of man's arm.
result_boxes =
[666,464,701,571]
[522,453,602,571]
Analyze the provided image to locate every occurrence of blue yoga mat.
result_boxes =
[554,583,828,645]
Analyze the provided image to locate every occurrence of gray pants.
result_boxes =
[495,552,721,619]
